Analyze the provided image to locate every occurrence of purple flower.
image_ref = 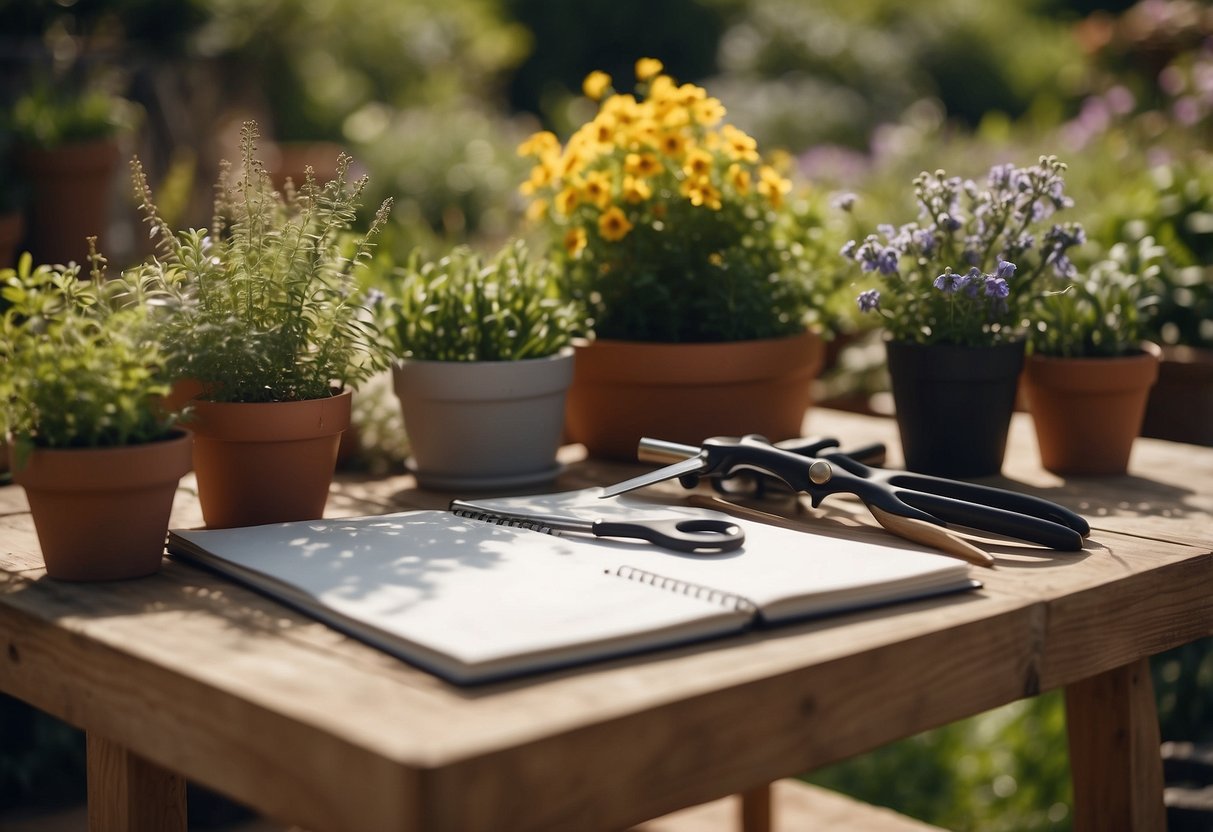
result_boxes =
[857,289,881,313]
[831,192,858,212]
[984,276,1010,299]
[996,260,1017,281]
[933,268,973,294]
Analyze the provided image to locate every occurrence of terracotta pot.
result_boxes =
[1141,345,1213,446]
[189,391,351,528]
[12,431,193,581]
[17,138,120,267]
[565,331,825,461]
[1022,344,1161,476]
[885,339,1025,478]
[392,350,574,490]
[0,210,24,269]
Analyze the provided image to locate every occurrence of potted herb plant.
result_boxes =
[1022,237,1163,475]
[1,249,191,580]
[378,238,579,490]
[12,81,132,266]
[120,121,393,528]
[516,58,830,460]
[842,156,1086,477]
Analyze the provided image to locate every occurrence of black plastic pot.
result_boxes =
[885,339,1025,478]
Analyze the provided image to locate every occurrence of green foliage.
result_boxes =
[120,122,394,403]
[807,693,1074,832]
[380,238,578,361]
[11,81,133,147]
[1029,236,1165,358]
[1075,154,1213,350]
[0,251,177,459]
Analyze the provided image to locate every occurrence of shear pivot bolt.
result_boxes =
[808,460,832,485]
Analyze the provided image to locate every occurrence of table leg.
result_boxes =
[739,783,771,832]
[87,733,186,832]
[1065,657,1166,832]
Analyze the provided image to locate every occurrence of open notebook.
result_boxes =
[168,488,979,684]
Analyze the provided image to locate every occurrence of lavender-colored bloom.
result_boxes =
[831,192,858,212]
[840,239,857,259]
[940,213,962,231]
[984,276,1010,299]
[874,248,900,275]
[962,267,983,297]
[857,289,881,313]
[934,268,975,294]
[995,260,1016,281]
[913,227,937,257]
[364,288,387,307]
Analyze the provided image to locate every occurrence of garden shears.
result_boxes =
[601,434,1091,567]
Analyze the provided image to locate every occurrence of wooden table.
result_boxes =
[1,409,1210,832]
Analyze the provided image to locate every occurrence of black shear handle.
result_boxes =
[895,491,1086,551]
[879,471,1091,538]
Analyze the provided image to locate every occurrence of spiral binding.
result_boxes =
[612,565,758,614]
[450,509,554,536]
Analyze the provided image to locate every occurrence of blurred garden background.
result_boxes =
[2,0,1213,829]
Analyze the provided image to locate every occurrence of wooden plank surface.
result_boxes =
[1,409,1210,832]
[86,735,187,832]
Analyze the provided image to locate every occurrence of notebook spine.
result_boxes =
[612,565,758,615]
[451,509,554,535]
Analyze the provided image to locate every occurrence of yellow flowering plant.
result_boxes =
[517,59,820,343]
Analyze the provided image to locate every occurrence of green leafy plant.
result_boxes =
[379,238,579,361]
[11,81,133,147]
[120,121,393,403]
[516,58,821,343]
[0,249,177,464]
[1029,236,1165,358]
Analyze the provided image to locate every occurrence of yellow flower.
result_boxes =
[635,57,664,81]
[598,206,634,241]
[519,162,553,196]
[602,94,639,127]
[583,70,612,101]
[681,178,722,210]
[658,130,688,158]
[564,227,587,257]
[582,170,614,209]
[591,114,617,147]
[721,124,759,163]
[555,185,581,216]
[692,97,726,127]
[676,83,707,106]
[649,75,677,103]
[757,165,792,209]
[708,252,724,267]
[525,198,549,222]
[727,163,751,193]
[517,131,559,159]
[625,152,661,177]
[622,175,652,204]
[682,147,713,180]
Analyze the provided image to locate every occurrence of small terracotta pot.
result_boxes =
[1022,344,1161,476]
[564,331,825,461]
[189,390,351,528]
[17,138,120,267]
[1141,345,1213,446]
[13,431,193,581]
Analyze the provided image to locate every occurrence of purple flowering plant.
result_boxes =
[841,155,1086,346]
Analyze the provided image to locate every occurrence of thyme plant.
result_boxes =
[380,238,578,362]
[1,248,177,462]
[120,121,393,402]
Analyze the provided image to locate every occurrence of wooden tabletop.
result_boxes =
[1,408,1210,832]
